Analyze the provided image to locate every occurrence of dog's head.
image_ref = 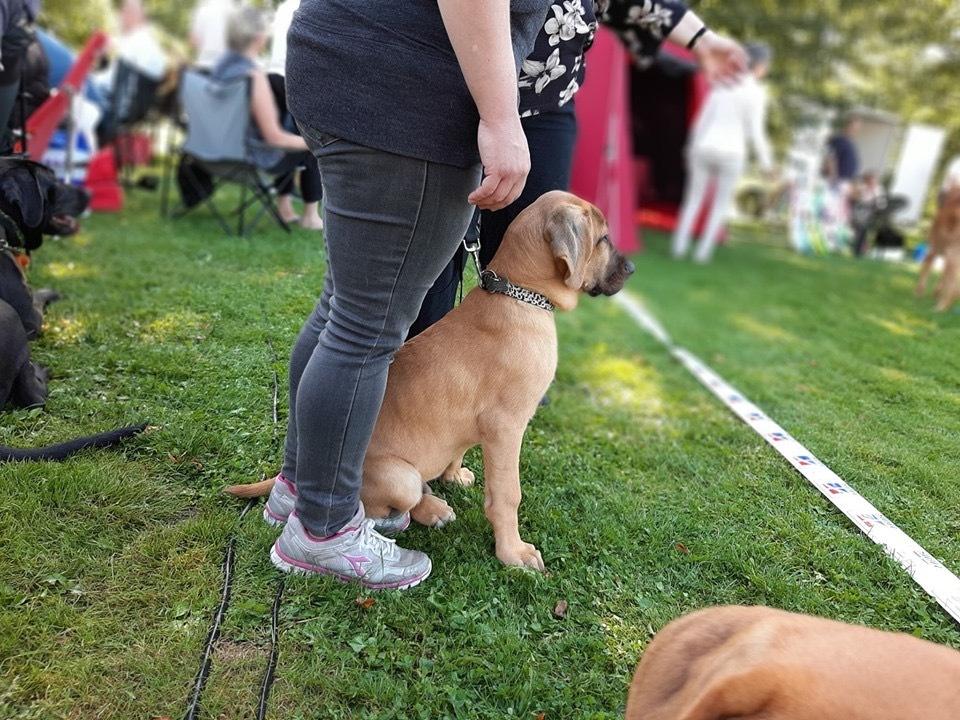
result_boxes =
[542,192,635,300]
[493,190,634,311]
[0,159,89,250]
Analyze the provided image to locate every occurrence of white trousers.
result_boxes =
[672,150,744,263]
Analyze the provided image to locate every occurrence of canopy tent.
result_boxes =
[571,30,711,253]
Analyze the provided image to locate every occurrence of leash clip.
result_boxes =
[463,237,483,282]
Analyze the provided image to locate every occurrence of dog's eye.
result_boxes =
[597,235,610,246]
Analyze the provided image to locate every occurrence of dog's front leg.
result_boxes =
[481,429,544,572]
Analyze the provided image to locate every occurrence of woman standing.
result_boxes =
[266,0,548,589]
[672,42,773,263]
[409,0,749,336]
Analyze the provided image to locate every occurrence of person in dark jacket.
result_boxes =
[0,0,39,150]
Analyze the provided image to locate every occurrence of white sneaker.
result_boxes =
[263,474,297,526]
[270,504,431,590]
[263,474,410,536]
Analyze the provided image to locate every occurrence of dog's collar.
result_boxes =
[480,269,554,312]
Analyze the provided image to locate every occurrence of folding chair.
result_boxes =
[173,70,290,236]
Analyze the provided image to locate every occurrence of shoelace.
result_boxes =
[356,519,400,562]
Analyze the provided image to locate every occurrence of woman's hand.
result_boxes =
[438,0,530,209]
[469,116,530,211]
[693,31,748,85]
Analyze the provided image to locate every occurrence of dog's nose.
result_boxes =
[624,259,636,275]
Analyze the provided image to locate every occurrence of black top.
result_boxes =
[286,0,551,168]
[518,0,688,117]
[827,135,861,182]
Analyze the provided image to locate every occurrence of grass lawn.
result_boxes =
[2,192,959,719]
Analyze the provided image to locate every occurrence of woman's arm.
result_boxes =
[748,85,774,172]
[438,0,529,211]
[669,10,747,85]
[601,3,746,85]
[249,70,307,151]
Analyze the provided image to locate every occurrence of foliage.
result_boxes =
[695,0,960,160]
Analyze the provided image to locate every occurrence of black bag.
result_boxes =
[176,155,214,208]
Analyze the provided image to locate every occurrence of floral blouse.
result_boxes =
[518,0,688,117]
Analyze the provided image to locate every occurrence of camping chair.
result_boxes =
[174,70,289,236]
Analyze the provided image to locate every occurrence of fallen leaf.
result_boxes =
[534,713,546,720]
[675,542,690,555]
[552,600,568,619]
[355,596,376,610]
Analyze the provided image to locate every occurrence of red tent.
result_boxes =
[571,29,711,252]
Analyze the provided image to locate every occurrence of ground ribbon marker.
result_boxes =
[614,291,960,625]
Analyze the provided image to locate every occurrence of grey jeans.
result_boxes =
[281,125,481,536]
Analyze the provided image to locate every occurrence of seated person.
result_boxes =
[211,6,322,230]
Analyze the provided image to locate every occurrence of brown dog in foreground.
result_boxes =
[917,186,960,312]
[227,191,634,570]
[626,605,960,719]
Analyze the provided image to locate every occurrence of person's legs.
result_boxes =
[673,153,712,259]
[693,159,743,263]
[291,131,479,537]
[409,110,578,336]
[298,156,323,230]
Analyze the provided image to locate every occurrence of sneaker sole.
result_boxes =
[269,544,431,591]
[263,506,288,527]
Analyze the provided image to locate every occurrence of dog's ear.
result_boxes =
[546,203,591,289]
[0,168,44,229]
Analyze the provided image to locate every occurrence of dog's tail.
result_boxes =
[0,423,148,462]
[223,476,276,498]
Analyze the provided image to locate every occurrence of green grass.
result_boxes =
[1,193,959,719]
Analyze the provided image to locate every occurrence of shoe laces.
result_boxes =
[355,518,400,562]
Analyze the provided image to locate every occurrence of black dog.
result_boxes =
[0,158,146,460]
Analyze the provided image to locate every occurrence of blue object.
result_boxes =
[913,242,928,262]
[36,29,107,111]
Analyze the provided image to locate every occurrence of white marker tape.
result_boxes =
[614,292,960,625]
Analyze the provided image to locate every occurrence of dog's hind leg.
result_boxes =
[361,455,424,520]
[440,449,475,487]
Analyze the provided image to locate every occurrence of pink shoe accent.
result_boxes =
[264,505,288,523]
[295,513,360,543]
[344,554,371,577]
[276,473,297,494]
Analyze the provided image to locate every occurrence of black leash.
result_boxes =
[461,210,554,312]
[183,498,256,720]
[255,579,286,720]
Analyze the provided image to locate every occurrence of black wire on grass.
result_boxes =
[183,498,256,720]
[256,579,286,720]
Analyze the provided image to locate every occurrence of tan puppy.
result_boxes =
[917,187,960,312]
[228,191,634,570]
[626,605,960,720]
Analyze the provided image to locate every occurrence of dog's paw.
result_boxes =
[442,466,475,487]
[411,494,456,529]
[497,542,545,572]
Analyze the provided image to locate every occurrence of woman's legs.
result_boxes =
[408,110,578,335]
[270,151,324,229]
[288,131,480,537]
[298,157,324,230]
[693,159,743,263]
[672,153,712,259]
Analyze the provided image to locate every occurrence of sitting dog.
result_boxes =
[227,191,634,570]
[625,605,960,719]
[917,186,960,312]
